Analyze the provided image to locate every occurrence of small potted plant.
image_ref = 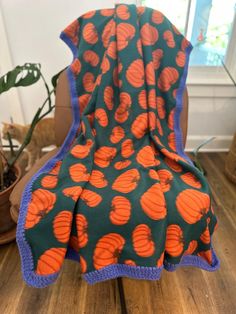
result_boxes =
[0,63,63,244]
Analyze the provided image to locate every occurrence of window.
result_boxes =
[142,0,236,84]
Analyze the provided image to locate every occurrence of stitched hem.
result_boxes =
[82,243,220,285]
[174,43,194,166]
[16,31,81,288]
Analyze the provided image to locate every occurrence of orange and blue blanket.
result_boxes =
[16,4,220,288]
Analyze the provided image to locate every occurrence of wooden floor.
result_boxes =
[0,152,236,314]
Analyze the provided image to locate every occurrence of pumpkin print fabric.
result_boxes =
[16,4,220,288]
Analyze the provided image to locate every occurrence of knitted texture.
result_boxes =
[16,4,220,288]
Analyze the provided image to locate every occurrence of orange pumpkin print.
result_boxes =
[121,139,135,158]
[181,37,190,51]
[126,59,144,88]
[149,111,157,131]
[93,233,125,269]
[136,146,160,167]
[131,113,148,139]
[83,50,100,66]
[76,214,88,248]
[157,251,165,267]
[101,56,110,74]
[132,224,155,257]
[69,163,90,182]
[200,225,211,244]
[102,19,116,48]
[53,211,73,243]
[168,132,176,151]
[41,175,58,189]
[124,259,136,266]
[138,90,147,109]
[176,51,186,67]
[62,186,83,201]
[145,62,155,85]
[94,146,117,168]
[71,59,81,75]
[164,156,183,172]
[115,102,130,123]
[117,4,130,20]
[140,23,159,46]
[156,117,163,136]
[156,96,166,119]
[83,72,95,92]
[71,142,91,159]
[176,189,210,224]
[107,41,117,59]
[100,8,114,16]
[110,126,125,143]
[183,240,198,255]
[140,183,167,220]
[109,196,131,225]
[78,94,91,114]
[157,169,173,192]
[95,108,108,127]
[83,23,98,44]
[158,67,179,92]
[148,89,156,109]
[80,255,88,273]
[112,169,140,193]
[165,224,184,257]
[114,160,132,170]
[152,10,164,24]
[25,189,56,229]
[197,250,213,265]
[163,30,175,48]
[80,189,102,207]
[63,19,79,45]
[137,6,146,16]
[104,86,114,110]
[36,248,66,275]
[117,23,136,51]
[152,49,163,69]
[82,10,96,19]
[180,172,202,188]
[136,38,143,56]
[90,170,108,188]
[49,161,62,175]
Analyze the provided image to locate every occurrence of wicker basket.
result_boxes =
[224,132,236,184]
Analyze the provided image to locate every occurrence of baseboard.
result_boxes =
[185,135,232,152]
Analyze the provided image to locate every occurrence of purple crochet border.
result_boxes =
[16,27,220,288]
[174,44,195,166]
[16,30,80,288]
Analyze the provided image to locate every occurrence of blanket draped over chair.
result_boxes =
[16,4,220,288]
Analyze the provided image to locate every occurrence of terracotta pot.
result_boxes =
[0,164,21,234]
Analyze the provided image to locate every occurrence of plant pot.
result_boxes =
[0,164,21,244]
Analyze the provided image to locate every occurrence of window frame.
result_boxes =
[141,0,236,86]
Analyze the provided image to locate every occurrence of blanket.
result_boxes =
[16,4,220,288]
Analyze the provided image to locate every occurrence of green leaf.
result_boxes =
[0,63,41,95]
[51,67,67,94]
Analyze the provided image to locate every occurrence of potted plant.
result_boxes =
[0,63,64,244]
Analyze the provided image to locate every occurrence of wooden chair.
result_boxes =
[9,68,190,223]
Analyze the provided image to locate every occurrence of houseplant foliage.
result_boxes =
[0,62,65,243]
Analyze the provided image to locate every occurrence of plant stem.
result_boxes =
[7,89,55,169]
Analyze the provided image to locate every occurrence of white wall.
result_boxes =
[0,0,235,151]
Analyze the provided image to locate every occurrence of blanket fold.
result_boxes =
[16,4,220,288]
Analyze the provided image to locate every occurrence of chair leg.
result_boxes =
[117,277,128,314]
